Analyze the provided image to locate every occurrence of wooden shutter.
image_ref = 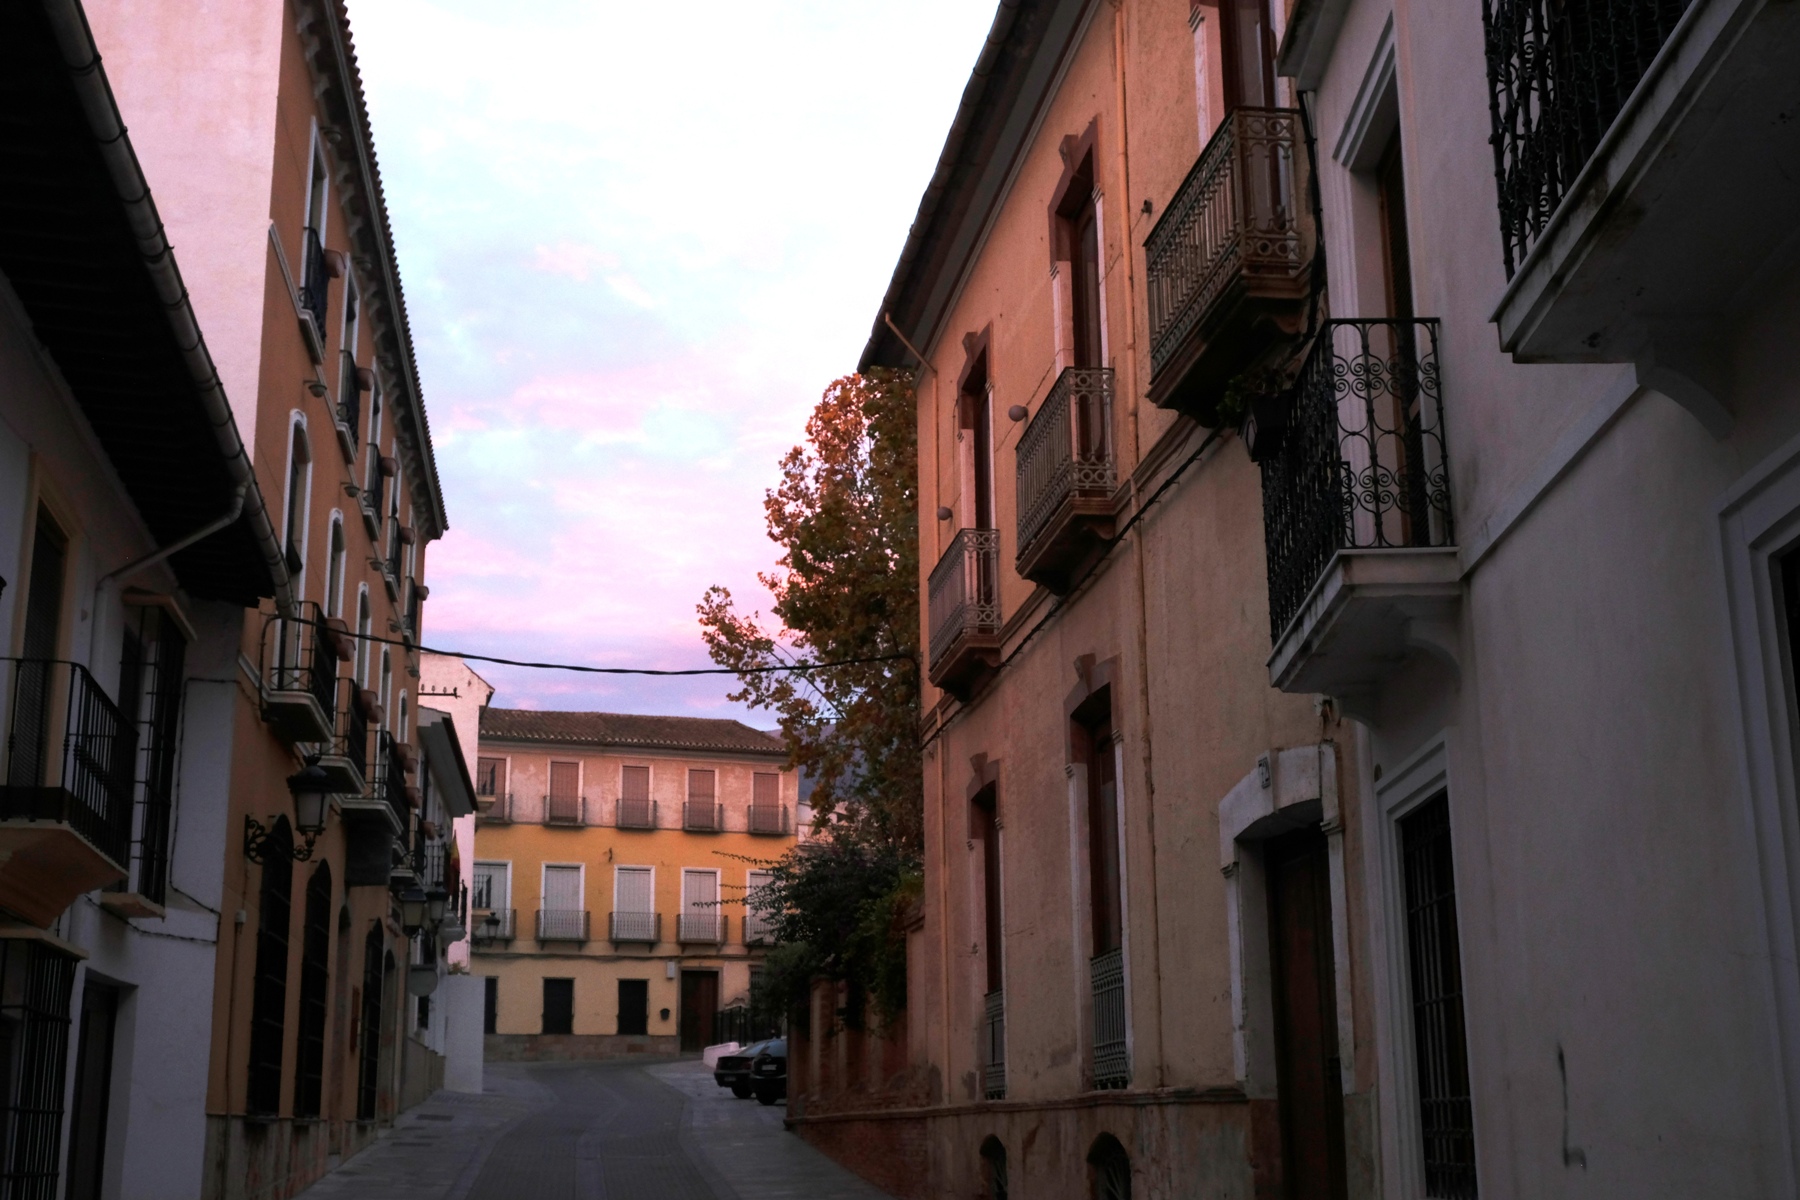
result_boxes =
[621,765,649,801]
[550,761,579,801]
[682,870,717,914]
[615,866,653,913]
[687,769,715,802]
[543,865,582,911]
[753,772,778,806]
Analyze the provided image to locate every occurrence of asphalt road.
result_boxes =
[293,1058,892,1200]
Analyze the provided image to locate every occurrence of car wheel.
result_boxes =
[756,1089,779,1106]
[731,1083,752,1099]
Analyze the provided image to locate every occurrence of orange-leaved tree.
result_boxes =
[697,368,921,851]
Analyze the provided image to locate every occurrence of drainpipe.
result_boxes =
[38,0,294,615]
[87,483,248,665]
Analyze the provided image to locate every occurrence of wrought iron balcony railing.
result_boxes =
[609,910,660,944]
[337,350,361,449]
[683,801,723,832]
[477,790,513,825]
[0,658,136,871]
[297,225,329,333]
[983,989,1007,1100]
[260,603,339,745]
[536,908,589,943]
[1015,367,1115,589]
[1090,947,1129,1089]
[747,804,790,836]
[927,528,1001,695]
[616,796,656,829]
[1482,0,1693,279]
[1144,107,1312,416]
[743,908,776,946]
[678,913,725,944]
[1259,319,1453,642]
[378,731,410,829]
[545,792,584,826]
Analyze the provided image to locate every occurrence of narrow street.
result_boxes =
[294,1059,890,1200]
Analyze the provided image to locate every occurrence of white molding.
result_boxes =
[1716,432,1800,1192]
[1332,15,1396,170]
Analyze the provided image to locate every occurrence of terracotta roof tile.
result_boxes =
[479,708,786,758]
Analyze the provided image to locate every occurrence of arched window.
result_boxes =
[357,923,383,1120]
[980,1137,1008,1200]
[396,692,408,745]
[364,376,383,490]
[294,862,332,1117]
[355,588,371,685]
[379,649,392,728]
[283,419,312,589]
[326,515,346,619]
[1088,1135,1130,1200]
[247,817,294,1116]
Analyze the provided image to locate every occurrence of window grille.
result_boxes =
[134,614,185,904]
[1090,948,1129,1089]
[246,818,293,1116]
[357,924,383,1121]
[983,989,1006,1100]
[0,939,78,1199]
[293,863,332,1118]
[1400,795,1477,1198]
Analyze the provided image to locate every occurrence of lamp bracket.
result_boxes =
[244,815,319,864]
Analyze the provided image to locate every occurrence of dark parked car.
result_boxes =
[750,1038,787,1106]
[713,1039,775,1099]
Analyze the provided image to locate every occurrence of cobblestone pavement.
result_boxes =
[291,1058,892,1200]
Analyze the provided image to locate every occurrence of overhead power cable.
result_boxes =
[336,626,912,676]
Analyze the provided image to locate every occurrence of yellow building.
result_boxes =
[469,708,797,1058]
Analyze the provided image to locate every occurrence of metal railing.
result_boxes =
[536,908,589,942]
[743,907,776,946]
[747,804,789,836]
[1482,0,1693,278]
[1260,319,1452,641]
[714,1005,782,1046]
[1016,367,1115,557]
[263,603,339,724]
[337,349,361,447]
[983,989,1007,1100]
[1145,106,1309,380]
[0,658,136,867]
[341,698,369,786]
[379,731,408,827]
[678,913,725,943]
[1091,948,1129,1089]
[479,790,513,824]
[472,907,515,942]
[616,797,656,829]
[927,528,1000,673]
[609,910,660,943]
[683,801,723,832]
[545,792,584,826]
[298,226,329,332]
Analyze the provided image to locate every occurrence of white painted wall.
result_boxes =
[440,974,484,1094]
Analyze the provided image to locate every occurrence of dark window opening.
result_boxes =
[1218,0,1276,110]
[1400,794,1477,1198]
[247,817,294,1116]
[980,1136,1009,1200]
[972,787,1004,993]
[0,940,79,1197]
[294,863,332,1118]
[484,977,498,1035]
[962,353,995,530]
[543,978,574,1036]
[1377,133,1415,321]
[1087,1134,1132,1200]
[475,757,503,797]
[65,979,118,1200]
[1077,699,1122,955]
[10,510,68,790]
[617,979,649,1036]
[417,995,430,1031]
[357,924,383,1121]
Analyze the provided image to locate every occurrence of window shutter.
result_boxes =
[682,871,717,914]
[543,865,581,911]
[753,772,778,806]
[687,769,715,802]
[549,761,579,801]
[615,867,653,913]
[621,765,649,802]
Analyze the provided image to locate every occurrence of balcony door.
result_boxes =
[962,352,994,531]
[1266,827,1348,1200]
[542,978,573,1036]
[682,869,719,941]
[65,981,118,1200]
[1218,0,1275,110]
[678,970,718,1052]
[617,979,648,1036]
[543,864,582,940]
[10,509,67,789]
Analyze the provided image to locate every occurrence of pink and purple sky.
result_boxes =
[348,1,993,718]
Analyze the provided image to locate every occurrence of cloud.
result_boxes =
[349,0,993,716]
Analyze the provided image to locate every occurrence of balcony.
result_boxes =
[1090,948,1129,1090]
[678,913,725,944]
[296,226,329,360]
[476,789,512,823]
[1015,367,1116,592]
[747,804,790,836]
[927,528,1001,700]
[1259,320,1460,699]
[683,801,722,832]
[259,604,338,745]
[616,797,656,830]
[335,349,362,461]
[1484,1,1799,401]
[610,910,660,944]
[340,729,405,886]
[744,909,775,946]
[536,908,589,944]
[1144,107,1314,424]
[983,989,1006,1100]
[0,659,132,926]
[317,690,369,796]
[472,907,516,944]
[544,792,584,826]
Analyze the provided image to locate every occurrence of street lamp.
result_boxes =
[399,886,428,936]
[478,911,501,944]
[426,887,448,926]
[245,760,331,864]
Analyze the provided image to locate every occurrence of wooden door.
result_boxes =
[542,978,573,1036]
[679,970,718,1052]
[617,979,649,1036]
[1266,828,1348,1200]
